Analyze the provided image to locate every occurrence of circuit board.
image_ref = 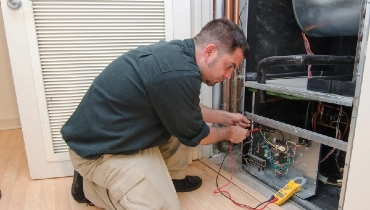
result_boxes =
[242,126,320,199]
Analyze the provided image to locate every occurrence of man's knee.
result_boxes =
[84,166,180,210]
[115,174,180,209]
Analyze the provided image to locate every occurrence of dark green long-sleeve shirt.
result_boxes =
[61,39,210,159]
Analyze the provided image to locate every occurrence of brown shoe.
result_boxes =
[172,176,202,192]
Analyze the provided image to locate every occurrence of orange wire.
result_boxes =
[301,31,314,78]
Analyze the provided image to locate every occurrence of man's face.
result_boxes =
[202,47,244,86]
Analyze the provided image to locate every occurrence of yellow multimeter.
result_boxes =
[274,177,306,206]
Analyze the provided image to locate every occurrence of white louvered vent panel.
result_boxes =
[32,0,166,154]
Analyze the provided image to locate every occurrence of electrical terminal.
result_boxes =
[298,137,311,147]
[244,153,266,171]
[277,145,286,152]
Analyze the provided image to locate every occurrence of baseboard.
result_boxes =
[0,117,21,130]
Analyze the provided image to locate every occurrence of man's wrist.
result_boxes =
[220,126,233,140]
[221,111,233,126]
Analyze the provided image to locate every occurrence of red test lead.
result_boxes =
[249,128,261,133]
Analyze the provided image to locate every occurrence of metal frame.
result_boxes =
[245,80,353,107]
[339,0,370,208]
[245,112,348,151]
[242,1,369,208]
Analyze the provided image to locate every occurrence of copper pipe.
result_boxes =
[233,0,240,25]
[225,0,234,21]
[232,0,240,113]
[232,74,238,112]
[224,0,241,113]
[224,0,234,112]
[212,0,224,112]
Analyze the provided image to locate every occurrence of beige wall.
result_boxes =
[0,9,20,130]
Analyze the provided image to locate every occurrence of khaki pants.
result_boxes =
[69,136,190,210]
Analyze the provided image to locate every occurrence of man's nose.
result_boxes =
[225,70,233,80]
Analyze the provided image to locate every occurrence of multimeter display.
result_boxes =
[276,192,284,198]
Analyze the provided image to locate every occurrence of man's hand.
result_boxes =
[229,126,250,144]
[199,126,250,145]
[222,112,250,128]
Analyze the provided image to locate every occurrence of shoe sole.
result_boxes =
[175,180,202,192]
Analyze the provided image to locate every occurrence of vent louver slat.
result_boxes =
[33,0,165,154]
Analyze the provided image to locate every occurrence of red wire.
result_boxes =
[314,103,350,139]
[301,31,314,78]
[312,103,350,162]
[313,103,322,131]
[322,104,350,139]
[249,128,262,133]
[213,144,277,209]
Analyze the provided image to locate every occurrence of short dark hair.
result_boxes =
[194,18,249,58]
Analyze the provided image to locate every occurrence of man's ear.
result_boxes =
[204,44,218,62]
